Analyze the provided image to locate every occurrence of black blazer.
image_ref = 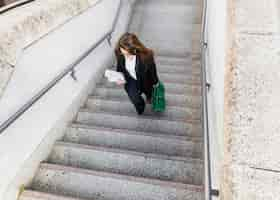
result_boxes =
[116,54,159,94]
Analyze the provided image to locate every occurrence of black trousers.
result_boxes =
[124,76,151,115]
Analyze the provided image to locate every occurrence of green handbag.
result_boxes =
[152,81,166,112]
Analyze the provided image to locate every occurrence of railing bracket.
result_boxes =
[70,69,77,81]
[203,42,208,48]
[210,189,220,197]
[201,41,208,48]
[206,82,211,90]
[107,34,112,47]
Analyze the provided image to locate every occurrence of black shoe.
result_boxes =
[136,104,145,115]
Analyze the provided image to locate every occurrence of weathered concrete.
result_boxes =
[76,110,203,137]
[98,78,202,95]
[0,0,100,65]
[86,96,201,121]
[31,163,204,200]
[20,190,85,200]
[0,61,13,98]
[0,0,119,125]
[0,0,99,98]
[128,0,201,57]
[91,88,201,108]
[17,0,205,199]
[0,0,136,200]
[222,0,280,199]
[65,124,203,158]
[49,141,203,185]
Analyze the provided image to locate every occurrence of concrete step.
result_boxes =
[155,54,200,68]
[49,142,203,185]
[138,24,200,40]
[105,68,201,84]
[156,51,193,59]
[107,62,201,75]
[65,124,203,158]
[85,97,201,121]
[22,0,206,199]
[91,88,202,108]
[76,110,203,137]
[155,55,197,67]
[143,38,192,51]
[103,70,200,85]
[137,0,199,7]
[136,3,201,25]
[31,163,204,200]
[139,23,201,36]
[97,79,202,96]
[158,72,200,85]
[20,190,85,200]
[156,63,201,75]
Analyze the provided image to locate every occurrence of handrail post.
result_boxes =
[70,69,77,81]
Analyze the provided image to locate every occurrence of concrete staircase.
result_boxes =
[20,0,204,199]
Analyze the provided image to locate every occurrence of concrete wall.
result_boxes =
[0,0,116,125]
[221,0,280,199]
[0,0,100,99]
[278,1,280,32]
[204,0,228,194]
[0,0,135,199]
[200,0,280,198]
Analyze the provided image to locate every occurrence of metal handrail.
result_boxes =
[200,0,217,199]
[0,0,36,15]
[0,0,122,134]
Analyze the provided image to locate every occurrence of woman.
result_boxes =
[115,32,159,115]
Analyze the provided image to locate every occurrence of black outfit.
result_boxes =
[116,54,159,115]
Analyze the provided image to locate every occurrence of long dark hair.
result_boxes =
[115,32,154,63]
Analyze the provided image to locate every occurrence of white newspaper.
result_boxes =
[104,69,125,83]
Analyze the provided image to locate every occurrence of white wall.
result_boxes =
[0,0,101,99]
[111,0,136,46]
[278,1,280,32]
[0,0,135,199]
[204,0,227,194]
[0,0,118,125]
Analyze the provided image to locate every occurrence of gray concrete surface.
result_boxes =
[20,0,205,199]
[91,89,201,108]
[156,64,201,75]
[65,124,203,158]
[0,0,119,125]
[155,55,194,66]
[222,0,280,199]
[0,0,99,99]
[128,0,201,57]
[0,0,135,200]
[31,163,203,200]
[85,97,201,121]
[48,141,203,185]
[20,190,85,200]
[92,85,201,102]
[76,110,202,137]
[98,79,201,95]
